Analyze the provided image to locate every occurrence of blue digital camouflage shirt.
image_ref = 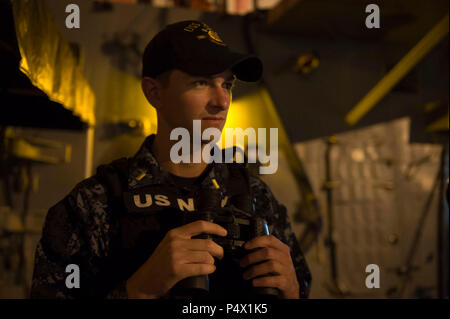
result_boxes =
[30,134,312,299]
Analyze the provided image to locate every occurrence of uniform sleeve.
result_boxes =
[250,176,312,299]
[30,182,128,299]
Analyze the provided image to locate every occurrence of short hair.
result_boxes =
[155,70,173,88]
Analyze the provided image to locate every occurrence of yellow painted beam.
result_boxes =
[346,14,449,126]
[426,113,449,132]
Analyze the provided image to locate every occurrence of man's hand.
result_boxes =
[126,220,227,299]
[239,235,300,299]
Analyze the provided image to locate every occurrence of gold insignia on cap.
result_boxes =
[184,22,201,32]
[207,30,226,46]
[198,23,227,46]
[136,172,146,181]
[186,22,227,46]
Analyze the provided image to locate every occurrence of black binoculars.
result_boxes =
[170,188,280,299]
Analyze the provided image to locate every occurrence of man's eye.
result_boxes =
[194,80,208,86]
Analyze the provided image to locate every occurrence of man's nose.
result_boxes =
[209,86,230,110]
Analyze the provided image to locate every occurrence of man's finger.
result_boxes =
[244,235,289,252]
[172,220,227,238]
[185,238,225,260]
[239,247,287,268]
[242,260,284,280]
[182,251,215,265]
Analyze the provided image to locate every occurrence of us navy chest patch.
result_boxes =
[123,186,229,214]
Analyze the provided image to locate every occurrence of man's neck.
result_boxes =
[151,133,209,178]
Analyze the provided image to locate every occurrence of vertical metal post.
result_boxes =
[324,136,343,295]
[84,126,95,178]
[437,144,449,298]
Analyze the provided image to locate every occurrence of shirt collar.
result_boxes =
[127,134,226,192]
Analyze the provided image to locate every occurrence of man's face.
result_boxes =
[156,69,235,137]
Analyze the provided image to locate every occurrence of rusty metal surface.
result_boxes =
[293,117,442,298]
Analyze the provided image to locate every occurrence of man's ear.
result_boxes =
[142,77,162,109]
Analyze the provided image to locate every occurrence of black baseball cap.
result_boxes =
[142,20,263,82]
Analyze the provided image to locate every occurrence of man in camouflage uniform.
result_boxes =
[30,20,312,299]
